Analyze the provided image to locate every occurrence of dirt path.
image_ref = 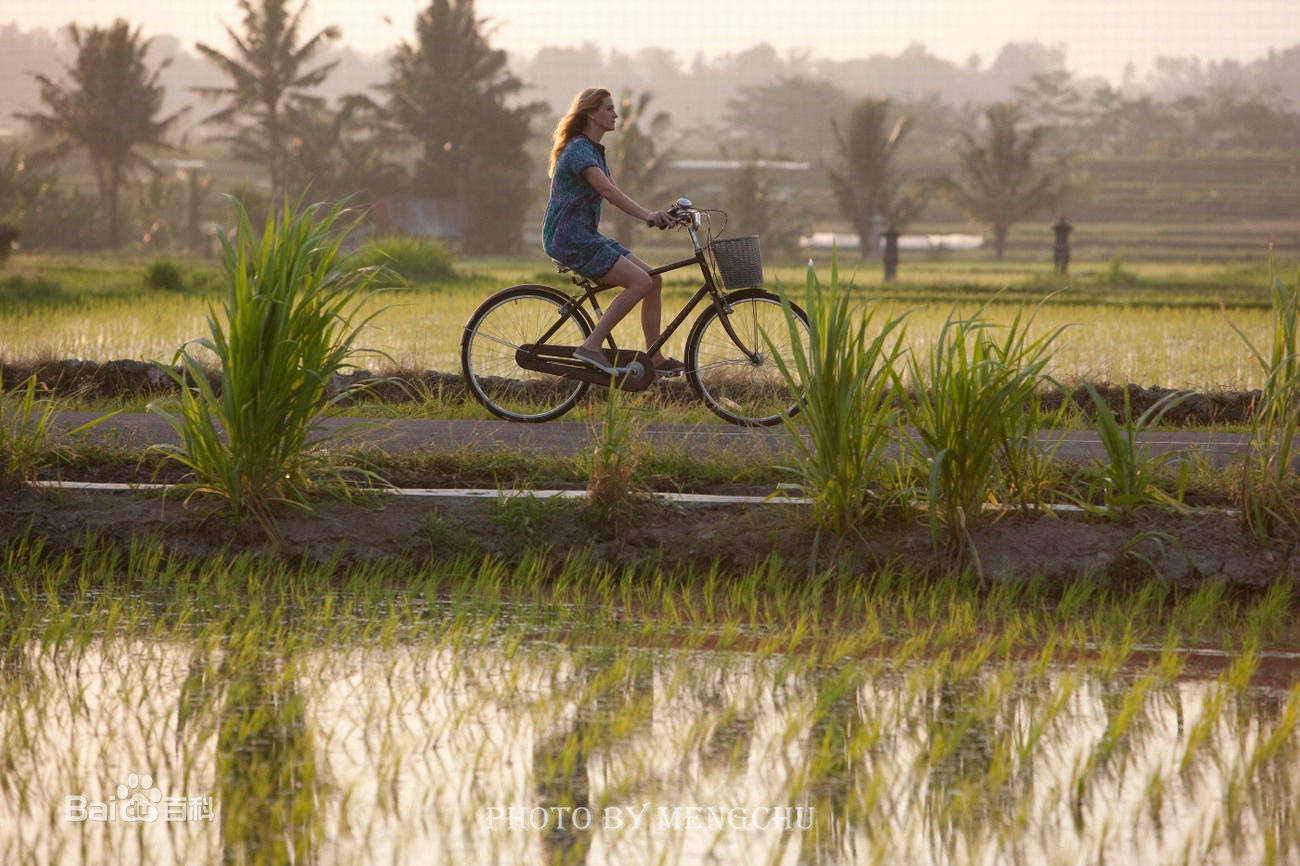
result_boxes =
[58,412,1251,465]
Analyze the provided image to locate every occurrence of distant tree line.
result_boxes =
[717,71,1300,162]
[514,40,1300,149]
[1,0,537,254]
[1,4,1298,256]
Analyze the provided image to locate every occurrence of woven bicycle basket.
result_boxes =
[710,235,763,289]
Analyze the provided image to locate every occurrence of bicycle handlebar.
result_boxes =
[644,211,688,228]
[645,199,696,228]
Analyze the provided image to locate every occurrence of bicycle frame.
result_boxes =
[527,215,763,365]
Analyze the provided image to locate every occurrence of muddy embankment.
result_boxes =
[1,485,1295,587]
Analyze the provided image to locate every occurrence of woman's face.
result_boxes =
[589,96,618,132]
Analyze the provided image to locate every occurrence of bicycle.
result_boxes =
[460,199,811,426]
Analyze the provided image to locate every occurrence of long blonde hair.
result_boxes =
[547,87,611,178]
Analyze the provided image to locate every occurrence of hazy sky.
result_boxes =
[4,0,1298,81]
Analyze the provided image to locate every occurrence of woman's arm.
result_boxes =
[582,166,671,227]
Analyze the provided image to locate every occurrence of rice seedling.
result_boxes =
[1247,684,1300,773]
[150,198,389,540]
[766,254,909,532]
[1243,580,1293,645]
[1173,580,1230,638]
[901,298,1067,561]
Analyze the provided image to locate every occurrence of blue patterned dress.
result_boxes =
[542,135,629,279]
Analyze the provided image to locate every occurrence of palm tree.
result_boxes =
[606,88,674,246]
[931,102,1064,259]
[380,0,541,252]
[19,20,184,247]
[825,97,926,257]
[280,95,408,205]
[194,0,340,195]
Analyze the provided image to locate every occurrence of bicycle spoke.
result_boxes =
[462,287,590,422]
[471,329,523,351]
[687,293,809,426]
[692,359,753,372]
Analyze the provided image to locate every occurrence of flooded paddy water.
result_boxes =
[2,537,1298,866]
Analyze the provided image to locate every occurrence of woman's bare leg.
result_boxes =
[579,256,655,352]
[625,252,667,363]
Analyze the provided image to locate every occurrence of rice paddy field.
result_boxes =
[3,539,1299,866]
[1,254,1295,395]
[5,250,1300,866]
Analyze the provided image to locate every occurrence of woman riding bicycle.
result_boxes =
[542,87,684,376]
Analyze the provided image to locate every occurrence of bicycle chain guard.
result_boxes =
[516,345,657,392]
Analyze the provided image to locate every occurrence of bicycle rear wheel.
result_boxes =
[685,289,810,426]
[461,284,594,422]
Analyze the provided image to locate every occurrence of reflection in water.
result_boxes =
[531,652,607,866]
[1,622,1299,864]
[210,649,323,866]
[799,665,871,865]
[533,718,593,866]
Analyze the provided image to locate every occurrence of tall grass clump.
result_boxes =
[767,255,908,531]
[0,375,109,490]
[151,198,387,539]
[144,257,185,291]
[347,234,457,285]
[585,382,644,518]
[998,392,1070,514]
[1075,383,1188,517]
[902,300,1065,561]
[1230,260,1300,539]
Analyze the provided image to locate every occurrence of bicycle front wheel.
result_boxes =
[461,284,593,422]
[685,289,810,426]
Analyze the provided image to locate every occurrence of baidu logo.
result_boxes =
[64,773,214,823]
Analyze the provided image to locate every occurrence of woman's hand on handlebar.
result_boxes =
[645,209,684,230]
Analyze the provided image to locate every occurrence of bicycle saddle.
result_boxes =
[552,260,600,290]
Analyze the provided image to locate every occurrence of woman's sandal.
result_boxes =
[573,346,617,374]
[655,357,686,376]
